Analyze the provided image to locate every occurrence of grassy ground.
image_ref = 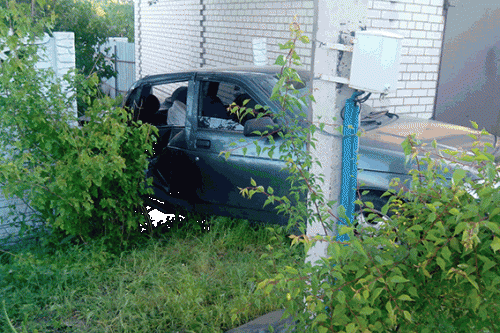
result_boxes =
[0,216,303,332]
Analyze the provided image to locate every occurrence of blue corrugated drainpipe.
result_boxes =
[337,91,364,242]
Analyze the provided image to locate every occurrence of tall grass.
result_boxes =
[1,216,302,332]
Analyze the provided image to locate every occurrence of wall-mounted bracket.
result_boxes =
[318,74,350,85]
[322,42,354,53]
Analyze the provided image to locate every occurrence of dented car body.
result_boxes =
[123,66,499,225]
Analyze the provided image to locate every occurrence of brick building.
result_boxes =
[134,0,447,119]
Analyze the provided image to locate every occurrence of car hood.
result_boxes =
[359,116,500,174]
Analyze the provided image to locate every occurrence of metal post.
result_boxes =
[114,44,118,98]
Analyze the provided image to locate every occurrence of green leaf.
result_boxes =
[485,221,500,235]
[359,306,374,315]
[371,287,384,301]
[441,246,452,261]
[452,169,467,184]
[491,237,500,253]
[336,290,346,303]
[250,178,257,186]
[299,35,310,44]
[264,283,274,295]
[318,327,328,333]
[271,75,286,99]
[389,276,409,283]
[263,197,275,207]
[454,222,468,236]
[436,257,446,270]
[346,323,357,333]
[274,54,286,66]
[428,212,437,222]
[404,311,412,322]
[285,265,298,275]
[398,294,413,301]
[255,144,261,156]
[314,313,328,323]
[352,240,367,258]
[372,202,387,218]
[386,301,393,314]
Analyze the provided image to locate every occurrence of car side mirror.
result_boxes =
[243,117,281,137]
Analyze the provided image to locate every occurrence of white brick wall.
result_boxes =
[135,0,445,118]
[135,0,314,77]
[202,0,314,69]
[366,0,445,118]
[135,0,203,78]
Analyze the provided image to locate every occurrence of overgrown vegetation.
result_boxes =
[3,1,500,330]
[229,21,500,332]
[52,0,134,80]
[5,0,134,80]
[0,0,154,243]
[1,217,302,332]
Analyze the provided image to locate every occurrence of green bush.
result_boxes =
[0,1,155,243]
[3,0,134,82]
[230,21,500,332]
[52,0,134,80]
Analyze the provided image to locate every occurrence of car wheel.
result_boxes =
[354,193,391,234]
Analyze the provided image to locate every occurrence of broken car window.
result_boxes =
[198,80,259,131]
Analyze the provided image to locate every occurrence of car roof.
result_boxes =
[139,66,311,82]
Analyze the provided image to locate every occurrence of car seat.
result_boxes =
[139,94,160,123]
[171,86,188,105]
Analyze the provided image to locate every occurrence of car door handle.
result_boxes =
[196,139,211,149]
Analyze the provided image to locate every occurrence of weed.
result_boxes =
[1,216,302,332]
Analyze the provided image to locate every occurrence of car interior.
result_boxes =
[128,79,270,152]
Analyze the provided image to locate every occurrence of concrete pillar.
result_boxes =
[306,0,369,265]
[53,32,76,78]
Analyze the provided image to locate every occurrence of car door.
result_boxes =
[136,73,200,204]
[184,74,289,220]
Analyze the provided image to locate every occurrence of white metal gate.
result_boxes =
[101,38,136,98]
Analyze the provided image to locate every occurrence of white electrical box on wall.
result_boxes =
[349,30,403,94]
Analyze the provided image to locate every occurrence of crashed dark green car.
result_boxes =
[123,66,499,228]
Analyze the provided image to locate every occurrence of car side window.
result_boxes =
[197,80,258,131]
[124,86,142,110]
[130,81,189,126]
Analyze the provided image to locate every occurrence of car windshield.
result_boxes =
[255,72,398,131]
[254,72,312,115]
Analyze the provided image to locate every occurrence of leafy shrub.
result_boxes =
[230,21,500,332]
[0,1,155,243]
[51,0,134,80]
